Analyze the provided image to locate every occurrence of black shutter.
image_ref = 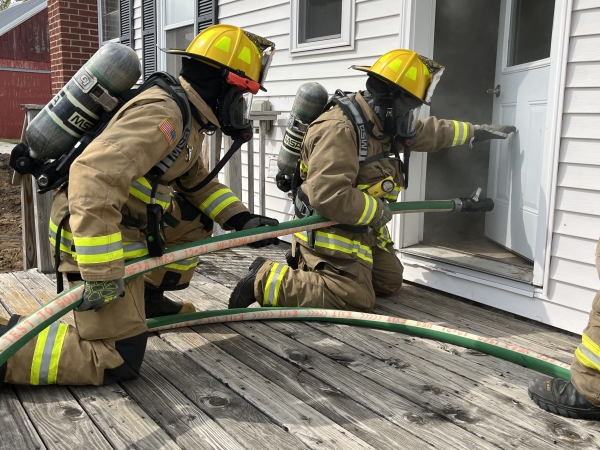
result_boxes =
[119,0,133,47]
[195,0,218,34]
[142,0,156,81]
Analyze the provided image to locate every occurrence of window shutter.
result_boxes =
[119,0,133,47]
[142,0,156,81]
[196,0,218,34]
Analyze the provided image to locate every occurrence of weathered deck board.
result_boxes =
[159,327,379,450]
[120,363,245,450]
[1,241,599,450]
[143,336,309,450]
[198,322,434,449]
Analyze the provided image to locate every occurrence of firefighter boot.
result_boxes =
[144,283,195,319]
[528,376,600,420]
[228,257,267,309]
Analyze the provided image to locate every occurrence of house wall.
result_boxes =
[218,0,402,222]
[547,0,600,316]
[0,10,51,139]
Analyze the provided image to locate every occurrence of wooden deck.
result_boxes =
[0,244,599,449]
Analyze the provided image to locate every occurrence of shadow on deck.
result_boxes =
[0,244,598,449]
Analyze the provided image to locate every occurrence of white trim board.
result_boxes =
[401,253,587,334]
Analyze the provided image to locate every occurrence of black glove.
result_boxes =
[225,212,280,248]
[472,124,517,143]
[76,279,125,312]
[369,201,392,230]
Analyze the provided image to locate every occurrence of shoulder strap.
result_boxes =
[330,93,369,164]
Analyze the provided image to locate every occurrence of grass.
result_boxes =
[0,139,19,144]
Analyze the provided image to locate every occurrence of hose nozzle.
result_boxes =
[453,187,494,213]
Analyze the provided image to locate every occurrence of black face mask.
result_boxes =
[217,85,252,138]
[366,76,422,146]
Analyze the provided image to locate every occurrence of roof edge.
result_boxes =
[0,0,48,37]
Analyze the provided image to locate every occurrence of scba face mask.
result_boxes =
[217,71,259,138]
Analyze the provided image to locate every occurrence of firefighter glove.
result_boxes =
[369,201,393,230]
[77,279,125,312]
[226,212,280,248]
[472,124,517,143]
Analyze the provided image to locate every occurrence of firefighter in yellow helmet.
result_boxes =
[0,24,280,386]
[228,49,515,313]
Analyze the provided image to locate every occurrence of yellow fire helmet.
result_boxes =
[351,49,444,104]
[163,24,275,93]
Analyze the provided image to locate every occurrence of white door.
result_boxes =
[484,0,555,261]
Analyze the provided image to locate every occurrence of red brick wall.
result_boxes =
[48,0,99,94]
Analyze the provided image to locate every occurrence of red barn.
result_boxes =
[0,0,51,139]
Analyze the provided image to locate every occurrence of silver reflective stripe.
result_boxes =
[38,323,60,385]
[267,264,286,307]
[75,241,122,255]
[579,343,600,369]
[314,233,372,260]
[130,179,172,205]
[203,191,237,217]
[455,122,466,146]
[359,194,376,225]
[49,227,72,249]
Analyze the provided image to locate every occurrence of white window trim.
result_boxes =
[97,0,120,46]
[290,0,355,55]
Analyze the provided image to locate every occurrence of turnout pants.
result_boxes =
[571,240,600,406]
[254,243,404,313]
[3,194,212,386]
[4,278,147,385]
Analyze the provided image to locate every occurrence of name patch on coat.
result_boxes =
[158,119,177,145]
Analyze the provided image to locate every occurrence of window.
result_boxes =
[507,0,555,66]
[159,0,195,76]
[99,0,119,42]
[291,0,355,54]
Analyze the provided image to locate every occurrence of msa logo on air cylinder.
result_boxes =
[68,112,93,132]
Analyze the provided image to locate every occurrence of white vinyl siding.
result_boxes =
[219,0,401,224]
[548,2,600,317]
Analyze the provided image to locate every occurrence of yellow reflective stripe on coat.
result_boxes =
[200,188,239,220]
[30,322,68,385]
[355,192,377,226]
[295,231,373,263]
[165,256,199,271]
[73,232,123,264]
[130,177,172,209]
[384,186,402,202]
[123,241,149,260]
[452,121,469,146]
[263,262,289,307]
[376,225,393,250]
[575,333,600,372]
[300,159,308,174]
[49,219,74,254]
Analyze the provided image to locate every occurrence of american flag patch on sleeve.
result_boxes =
[158,118,177,145]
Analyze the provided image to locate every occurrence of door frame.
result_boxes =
[396,0,573,292]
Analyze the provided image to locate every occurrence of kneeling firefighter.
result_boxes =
[0,24,279,386]
[229,49,516,312]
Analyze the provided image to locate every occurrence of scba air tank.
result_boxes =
[277,82,329,177]
[26,43,141,160]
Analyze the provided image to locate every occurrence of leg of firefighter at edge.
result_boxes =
[143,194,212,318]
[528,240,600,420]
[371,244,404,296]
[230,247,376,312]
[2,277,147,386]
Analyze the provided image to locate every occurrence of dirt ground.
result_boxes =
[0,153,23,273]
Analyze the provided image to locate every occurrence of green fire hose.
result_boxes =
[0,199,571,380]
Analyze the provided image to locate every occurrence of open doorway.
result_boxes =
[401,0,555,284]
